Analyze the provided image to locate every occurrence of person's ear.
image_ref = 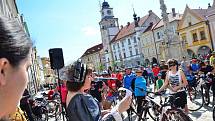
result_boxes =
[0,58,9,86]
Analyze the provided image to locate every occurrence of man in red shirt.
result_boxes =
[152,64,160,82]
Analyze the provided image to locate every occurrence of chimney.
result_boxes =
[127,22,130,27]
[137,17,140,22]
[208,3,211,8]
[148,10,153,15]
[172,8,176,17]
[120,25,123,29]
[149,22,153,26]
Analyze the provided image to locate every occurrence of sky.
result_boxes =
[16,0,213,64]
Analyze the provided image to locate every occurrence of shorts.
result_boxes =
[170,91,187,109]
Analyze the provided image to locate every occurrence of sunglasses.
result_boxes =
[168,64,176,67]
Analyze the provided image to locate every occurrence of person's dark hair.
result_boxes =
[0,17,32,67]
[65,60,93,92]
[167,59,179,71]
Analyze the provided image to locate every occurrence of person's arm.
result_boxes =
[102,96,131,121]
[157,73,169,93]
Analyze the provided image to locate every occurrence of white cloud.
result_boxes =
[81,26,100,37]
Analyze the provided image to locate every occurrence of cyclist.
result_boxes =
[201,60,215,105]
[157,59,188,113]
[131,69,147,121]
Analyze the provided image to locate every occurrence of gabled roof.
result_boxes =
[153,13,182,30]
[178,5,208,29]
[81,43,103,57]
[178,3,215,30]
[110,14,149,43]
[191,9,208,20]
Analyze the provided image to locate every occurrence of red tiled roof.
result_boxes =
[111,14,149,43]
[81,43,103,57]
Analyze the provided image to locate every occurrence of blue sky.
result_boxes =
[17,0,213,64]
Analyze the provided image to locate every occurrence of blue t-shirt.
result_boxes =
[134,76,147,97]
[123,73,136,90]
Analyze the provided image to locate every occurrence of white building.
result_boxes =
[152,10,182,61]
[110,10,160,68]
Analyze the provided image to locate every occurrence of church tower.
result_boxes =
[99,0,119,69]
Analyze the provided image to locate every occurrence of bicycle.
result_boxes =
[151,92,193,121]
[186,74,204,111]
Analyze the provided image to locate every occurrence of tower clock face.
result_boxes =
[107,10,112,15]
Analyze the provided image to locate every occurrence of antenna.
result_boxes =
[132,5,136,14]
[131,0,136,15]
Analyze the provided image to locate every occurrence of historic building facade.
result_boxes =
[99,1,119,69]
[110,10,160,68]
[81,44,103,73]
[178,5,213,58]
[153,11,183,61]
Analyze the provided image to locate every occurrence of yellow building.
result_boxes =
[81,43,104,73]
[41,57,55,84]
[178,5,213,58]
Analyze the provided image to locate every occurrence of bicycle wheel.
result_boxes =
[187,86,204,111]
[147,100,161,121]
[162,108,193,121]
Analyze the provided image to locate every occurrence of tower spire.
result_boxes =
[132,5,138,27]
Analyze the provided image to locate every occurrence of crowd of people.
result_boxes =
[1,14,215,121]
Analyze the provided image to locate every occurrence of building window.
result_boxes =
[130,50,133,57]
[157,32,160,39]
[135,49,138,55]
[115,55,117,60]
[188,22,192,26]
[192,33,198,42]
[119,53,122,59]
[117,43,120,48]
[123,52,126,58]
[113,44,115,50]
[182,35,187,43]
[133,37,137,43]
[200,31,206,40]
[128,39,131,45]
[138,37,140,41]
[137,61,140,65]
[121,41,124,47]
